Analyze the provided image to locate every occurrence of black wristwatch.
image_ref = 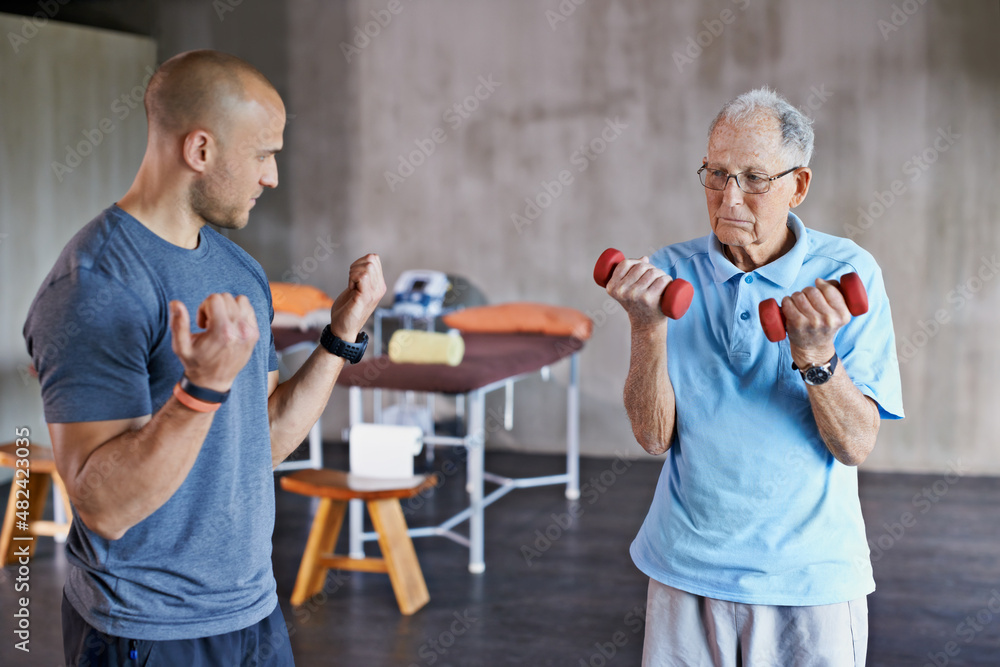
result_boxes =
[792,353,838,386]
[319,326,368,364]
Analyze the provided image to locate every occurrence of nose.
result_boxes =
[261,157,278,189]
[721,175,743,206]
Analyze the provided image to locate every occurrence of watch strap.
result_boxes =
[179,375,230,404]
[173,383,222,413]
[792,353,838,384]
[320,326,368,364]
[791,353,838,373]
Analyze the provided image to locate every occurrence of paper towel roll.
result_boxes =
[350,423,424,479]
[388,329,465,366]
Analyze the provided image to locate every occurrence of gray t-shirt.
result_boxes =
[23,205,281,640]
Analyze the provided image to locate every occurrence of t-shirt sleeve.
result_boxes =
[837,263,905,420]
[264,276,279,374]
[25,268,155,423]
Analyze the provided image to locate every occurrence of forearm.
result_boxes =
[268,345,345,467]
[796,346,880,465]
[68,400,214,540]
[623,322,675,455]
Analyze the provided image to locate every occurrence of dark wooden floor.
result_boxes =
[1,445,999,666]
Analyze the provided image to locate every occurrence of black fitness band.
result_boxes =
[179,375,230,404]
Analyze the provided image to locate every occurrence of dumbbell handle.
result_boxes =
[593,248,694,320]
[758,273,869,343]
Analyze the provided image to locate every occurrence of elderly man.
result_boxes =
[24,50,385,665]
[606,88,904,665]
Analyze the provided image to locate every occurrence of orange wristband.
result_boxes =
[173,382,222,413]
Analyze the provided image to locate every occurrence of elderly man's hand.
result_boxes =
[781,278,851,364]
[605,255,673,329]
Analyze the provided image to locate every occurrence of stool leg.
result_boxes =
[2,472,51,566]
[52,473,74,537]
[0,483,18,567]
[290,498,347,606]
[367,498,429,615]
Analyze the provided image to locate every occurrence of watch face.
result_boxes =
[804,367,831,385]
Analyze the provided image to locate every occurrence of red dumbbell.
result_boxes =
[593,248,694,320]
[758,273,869,343]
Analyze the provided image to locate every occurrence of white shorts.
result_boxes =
[641,578,868,667]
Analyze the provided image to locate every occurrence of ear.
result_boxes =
[788,167,812,208]
[181,130,214,174]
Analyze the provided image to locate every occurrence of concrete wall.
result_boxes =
[312,0,998,474]
[2,1,997,475]
[0,14,156,483]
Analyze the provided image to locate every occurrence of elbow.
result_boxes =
[83,518,128,541]
[832,440,876,467]
[633,429,671,457]
[835,451,868,467]
[73,504,129,541]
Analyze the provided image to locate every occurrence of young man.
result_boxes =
[24,50,385,666]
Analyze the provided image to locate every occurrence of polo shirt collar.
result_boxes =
[707,212,808,288]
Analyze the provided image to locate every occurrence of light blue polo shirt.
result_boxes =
[630,212,904,606]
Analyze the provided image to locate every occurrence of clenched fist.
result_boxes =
[329,254,387,340]
[605,255,674,329]
[170,293,260,392]
[782,278,851,366]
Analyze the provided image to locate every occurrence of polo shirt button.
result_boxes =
[740,311,750,321]
[744,275,754,284]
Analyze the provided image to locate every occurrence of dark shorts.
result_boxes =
[62,591,295,667]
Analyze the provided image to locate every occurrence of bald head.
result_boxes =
[144,50,278,142]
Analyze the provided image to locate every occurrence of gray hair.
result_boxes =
[708,87,815,167]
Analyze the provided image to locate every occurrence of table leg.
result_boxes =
[467,389,485,574]
[566,353,581,500]
[348,387,365,558]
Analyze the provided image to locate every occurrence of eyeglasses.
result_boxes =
[697,164,801,195]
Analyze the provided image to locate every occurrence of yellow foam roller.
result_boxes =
[388,330,465,366]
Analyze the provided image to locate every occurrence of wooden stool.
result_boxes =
[0,442,72,566]
[280,469,437,615]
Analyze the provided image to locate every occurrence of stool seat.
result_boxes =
[0,443,59,475]
[0,442,72,567]
[280,469,436,615]
[281,469,437,501]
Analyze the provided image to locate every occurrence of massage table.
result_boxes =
[271,328,327,471]
[336,332,585,574]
